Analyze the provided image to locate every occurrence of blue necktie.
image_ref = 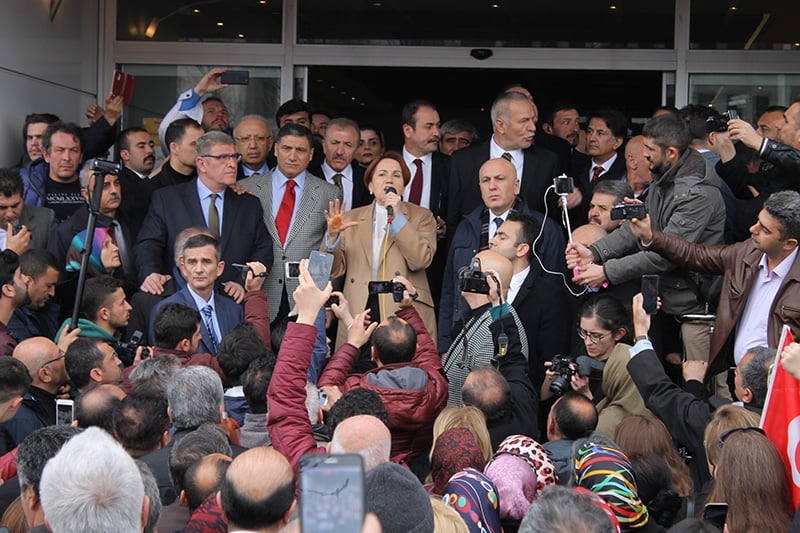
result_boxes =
[494,217,504,231]
[201,304,218,353]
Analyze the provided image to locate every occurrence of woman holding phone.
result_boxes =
[323,150,437,348]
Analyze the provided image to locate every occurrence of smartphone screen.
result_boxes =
[703,502,728,529]
[368,281,394,294]
[56,400,74,426]
[300,454,364,533]
[641,274,659,315]
[308,252,333,290]
[285,262,301,279]
[219,70,250,85]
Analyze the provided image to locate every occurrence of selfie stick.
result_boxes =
[70,160,121,330]
[555,174,574,243]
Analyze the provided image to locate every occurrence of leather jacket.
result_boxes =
[647,230,800,379]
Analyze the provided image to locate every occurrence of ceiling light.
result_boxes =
[193,8,200,13]
[490,2,500,7]
[729,4,737,10]
[259,0,267,4]
[351,96,356,101]
[372,1,382,6]
[238,33,245,38]
[216,21,224,26]
[609,4,617,10]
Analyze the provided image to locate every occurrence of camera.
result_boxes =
[610,202,648,221]
[111,330,150,367]
[548,354,606,396]
[90,158,122,175]
[705,109,740,133]
[367,281,405,303]
[458,257,490,294]
[554,174,574,195]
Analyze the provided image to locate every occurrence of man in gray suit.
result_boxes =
[240,123,340,323]
[0,168,54,254]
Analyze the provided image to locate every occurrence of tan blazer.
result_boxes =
[329,201,437,348]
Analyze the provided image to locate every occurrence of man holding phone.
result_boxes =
[567,114,726,366]
[157,68,233,155]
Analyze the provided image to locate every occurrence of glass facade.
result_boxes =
[690,0,800,50]
[117,0,282,43]
[296,0,674,49]
[689,73,800,123]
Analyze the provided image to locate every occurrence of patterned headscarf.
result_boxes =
[442,468,502,533]
[65,227,113,276]
[431,427,487,495]
[573,486,622,533]
[495,434,558,491]
[484,452,537,521]
[574,441,649,531]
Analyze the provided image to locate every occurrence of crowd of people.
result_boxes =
[1,66,800,532]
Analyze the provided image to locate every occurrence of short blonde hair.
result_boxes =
[430,495,469,533]
[431,406,492,463]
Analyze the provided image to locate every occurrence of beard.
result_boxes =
[650,160,671,177]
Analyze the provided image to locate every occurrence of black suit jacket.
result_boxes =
[307,161,372,210]
[446,139,559,232]
[134,179,273,284]
[572,152,628,227]
[511,267,572,392]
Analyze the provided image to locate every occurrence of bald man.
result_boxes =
[218,447,296,532]
[5,337,70,445]
[181,452,231,511]
[329,414,391,471]
[438,157,567,353]
[571,223,608,247]
[624,135,652,201]
[441,249,530,406]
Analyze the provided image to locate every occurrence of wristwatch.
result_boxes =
[634,335,649,343]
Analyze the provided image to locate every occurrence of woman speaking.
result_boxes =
[323,150,437,348]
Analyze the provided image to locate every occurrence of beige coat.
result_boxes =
[328,201,437,348]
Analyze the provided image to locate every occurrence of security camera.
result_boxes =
[470,48,493,60]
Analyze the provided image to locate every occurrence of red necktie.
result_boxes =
[591,165,604,183]
[409,159,423,205]
[275,179,296,246]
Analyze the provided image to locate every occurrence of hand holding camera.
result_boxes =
[391,275,418,308]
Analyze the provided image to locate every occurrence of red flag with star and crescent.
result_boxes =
[760,325,800,510]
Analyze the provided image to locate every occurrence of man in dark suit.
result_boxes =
[447,91,559,234]
[135,131,272,304]
[240,124,339,323]
[0,168,54,254]
[116,127,156,224]
[488,211,571,392]
[566,108,629,227]
[150,234,246,355]
[400,100,451,313]
[307,117,371,210]
[233,115,273,180]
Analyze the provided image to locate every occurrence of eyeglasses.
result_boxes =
[718,426,766,448]
[39,349,66,370]
[200,153,240,162]
[577,327,608,344]
[235,135,272,144]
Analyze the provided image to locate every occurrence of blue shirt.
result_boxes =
[197,179,226,231]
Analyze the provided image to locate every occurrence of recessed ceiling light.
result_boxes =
[351,96,356,101]
[729,4,737,10]
[372,1,382,6]
[216,22,224,26]
[609,4,617,10]
[238,33,245,38]
[259,0,267,4]
[193,9,201,14]
[490,2,500,7]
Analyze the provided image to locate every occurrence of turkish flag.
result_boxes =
[760,325,800,510]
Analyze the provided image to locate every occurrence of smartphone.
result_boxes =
[299,454,364,533]
[703,502,728,529]
[285,262,301,279]
[56,399,74,426]
[368,281,394,294]
[553,174,574,195]
[219,70,250,85]
[641,274,659,315]
[111,70,136,105]
[308,252,334,290]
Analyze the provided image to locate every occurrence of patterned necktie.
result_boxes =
[409,159,423,205]
[591,165,604,183]
[201,304,218,353]
[275,179,297,246]
[501,152,513,162]
[494,217,504,231]
[207,193,220,238]
[332,173,344,197]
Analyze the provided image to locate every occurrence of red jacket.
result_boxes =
[318,305,449,463]
[267,321,326,471]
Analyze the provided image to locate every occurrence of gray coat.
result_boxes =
[590,148,726,315]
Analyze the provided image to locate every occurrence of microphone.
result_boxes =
[385,187,398,220]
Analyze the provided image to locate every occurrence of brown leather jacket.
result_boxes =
[648,230,800,379]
